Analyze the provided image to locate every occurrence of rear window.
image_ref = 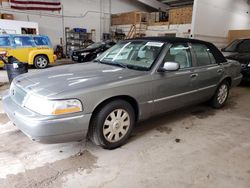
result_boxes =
[223,39,242,52]
[33,36,49,46]
[14,36,33,47]
[237,39,250,53]
[0,37,10,47]
[192,44,216,66]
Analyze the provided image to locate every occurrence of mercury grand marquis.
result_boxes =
[3,37,242,149]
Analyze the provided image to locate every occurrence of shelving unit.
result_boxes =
[65,28,92,57]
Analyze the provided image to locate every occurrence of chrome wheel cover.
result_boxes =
[103,109,130,143]
[36,57,48,68]
[217,84,228,104]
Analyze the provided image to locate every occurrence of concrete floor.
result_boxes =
[0,64,250,188]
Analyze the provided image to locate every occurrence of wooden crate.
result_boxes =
[148,12,160,24]
[1,13,14,20]
[148,21,169,26]
[111,11,148,26]
[228,30,250,43]
[169,6,193,24]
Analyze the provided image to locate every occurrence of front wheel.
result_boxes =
[88,100,135,149]
[210,81,230,109]
[34,55,49,69]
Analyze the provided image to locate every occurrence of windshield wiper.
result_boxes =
[112,62,127,68]
[94,60,147,71]
[93,59,101,63]
[94,60,127,68]
[126,64,148,71]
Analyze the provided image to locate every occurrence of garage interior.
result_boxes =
[0,0,250,187]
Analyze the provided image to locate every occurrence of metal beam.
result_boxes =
[137,0,169,10]
[160,0,193,7]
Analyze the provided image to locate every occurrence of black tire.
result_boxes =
[88,100,135,149]
[210,80,230,109]
[34,55,49,69]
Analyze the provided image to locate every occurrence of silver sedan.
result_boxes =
[2,37,242,149]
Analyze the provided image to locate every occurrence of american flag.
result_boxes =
[10,0,61,11]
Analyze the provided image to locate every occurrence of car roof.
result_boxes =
[130,36,208,44]
[128,37,227,63]
[0,34,48,37]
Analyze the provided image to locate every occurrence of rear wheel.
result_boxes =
[88,100,135,149]
[34,55,49,69]
[210,80,230,109]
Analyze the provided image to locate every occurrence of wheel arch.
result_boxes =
[222,76,232,87]
[90,95,140,123]
[33,54,49,64]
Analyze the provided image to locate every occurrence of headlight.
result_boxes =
[23,94,82,115]
[248,63,250,67]
[80,52,89,56]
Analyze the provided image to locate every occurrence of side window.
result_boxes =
[164,43,192,69]
[238,40,250,53]
[14,36,33,47]
[192,44,216,66]
[0,37,10,47]
[33,36,49,46]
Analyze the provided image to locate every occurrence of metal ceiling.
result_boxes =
[157,0,194,8]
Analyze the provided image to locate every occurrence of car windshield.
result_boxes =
[0,37,10,47]
[223,39,243,52]
[95,41,164,71]
[87,42,103,49]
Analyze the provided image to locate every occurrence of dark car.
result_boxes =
[222,38,250,81]
[71,41,116,62]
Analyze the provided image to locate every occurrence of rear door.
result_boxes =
[11,36,34,63]
[190,43,224,101]
[151,43,197,114]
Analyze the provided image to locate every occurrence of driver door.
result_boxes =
[151,43,197,114]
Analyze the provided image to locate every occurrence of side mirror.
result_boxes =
[221,47,225,52]
[158,62,180,72]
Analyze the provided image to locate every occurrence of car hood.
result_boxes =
[74,47,98,53]
[14,63,145,97]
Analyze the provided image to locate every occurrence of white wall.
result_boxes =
[191,0,250,47]
[0,0,151,46]
[146,24,191,38]
[0,19,38,34]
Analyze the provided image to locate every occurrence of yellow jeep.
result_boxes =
[0,34,56,69]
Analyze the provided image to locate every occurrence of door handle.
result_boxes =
[190,73,198,78]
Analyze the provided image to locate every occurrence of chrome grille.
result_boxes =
[9,83,27,106]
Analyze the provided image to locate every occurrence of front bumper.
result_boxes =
[53,54,57,62]
[241,69,250,81]
[71,55,79,61]
[2,92,91,143]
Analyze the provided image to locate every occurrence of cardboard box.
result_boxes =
[169,6,193,24]
[228,30,250,43]
[111,11,148,25]
[1,14,14,20]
